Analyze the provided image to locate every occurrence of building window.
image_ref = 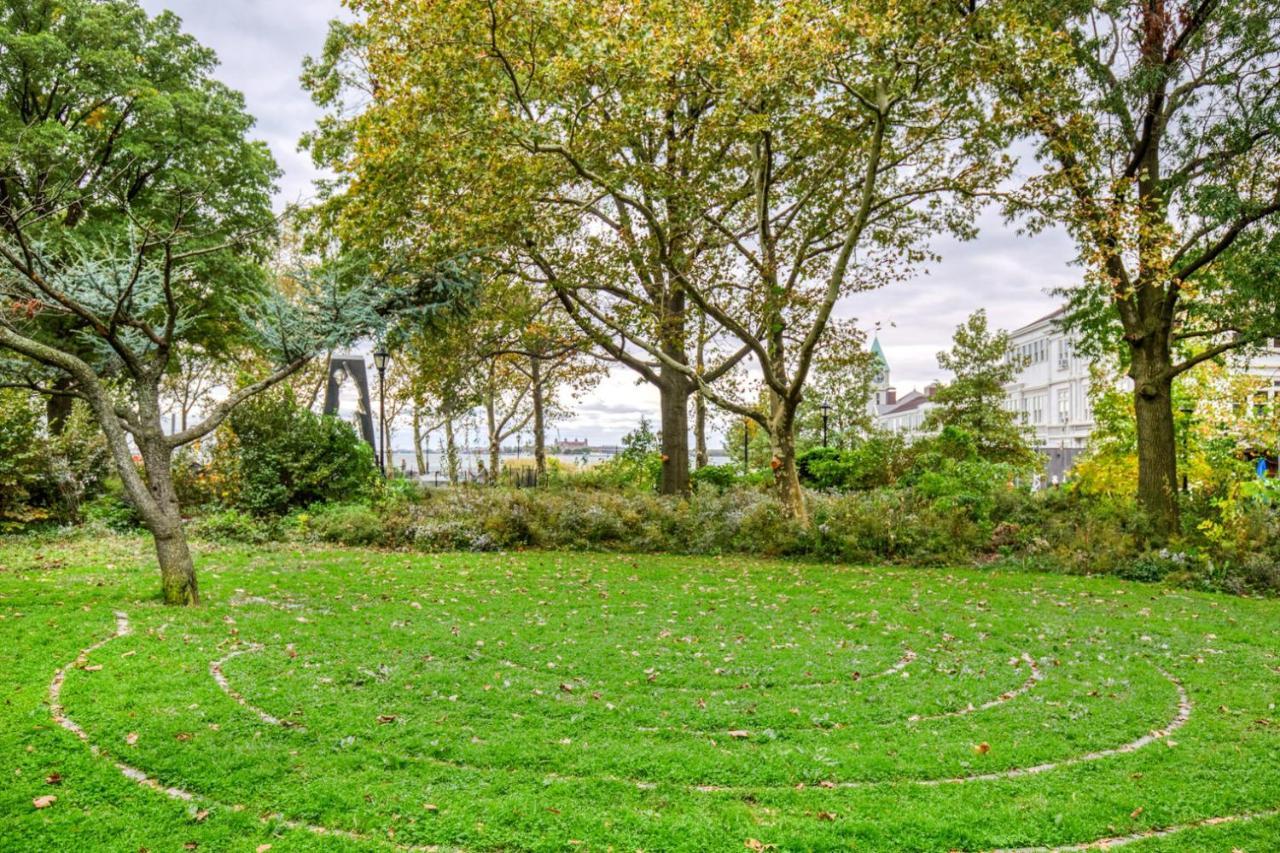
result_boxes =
[1030,395,1046,424]
[1058,340,1071,370]
[1012,339,1050,366]
[1058,394,1071,424]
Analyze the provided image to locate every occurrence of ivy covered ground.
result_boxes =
[2,535,1279,851]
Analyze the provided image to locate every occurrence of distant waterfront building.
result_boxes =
[554,438,591,453]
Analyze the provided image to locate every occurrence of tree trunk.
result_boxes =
[486,395,500,482]
[531,355,547,479]
[412,407,428,475]
[658,373,691,495]
[444,417,460,484]
[46,380,73,435]
[694,322,708,470]
[154,526,198,606]
[1131,346,1179,538]
[770,421,807,526]
[137,434,199,606]
[694,390,708,469]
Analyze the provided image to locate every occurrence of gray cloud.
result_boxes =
[138,0,343,206]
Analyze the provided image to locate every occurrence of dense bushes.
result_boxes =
[196,390,379,516]
[171,473,1278,595]
[797,432,910,491]
[0,390,108,531]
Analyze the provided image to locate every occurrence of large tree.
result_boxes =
[302,1,761,496]
[0,1,391,604]
[997,0,1280,535]
[303,0,1007,518]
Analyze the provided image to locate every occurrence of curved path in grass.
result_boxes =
[17,547,1280,851]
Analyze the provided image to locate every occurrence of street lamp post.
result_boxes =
[373,348,390,476]
[821,402,832,449]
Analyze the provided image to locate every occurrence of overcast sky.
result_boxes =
[142,0,1081,448]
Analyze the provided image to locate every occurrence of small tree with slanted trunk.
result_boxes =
[0,244,384,605]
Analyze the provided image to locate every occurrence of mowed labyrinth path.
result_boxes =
[5,541,1280,851]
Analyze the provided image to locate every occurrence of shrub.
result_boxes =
[308,503,386,546]
[0,389,48,531]
[190,508,277,544]
[82,487,143,533]
[0,390,108,530]
[575,417,664,492]
[209,389,379,516]
[691,464,740,493]
[798,432,909,491]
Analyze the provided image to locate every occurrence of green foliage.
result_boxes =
[210,390,379,517]
[924,311,1036,465]
[0,390,108,531]
[797,432,910,492]
[82,482,142,533]
[189,508,277,545]
[0,390,47,531]
[307,503,386,547]
[0,0,280,355]
[578,418,663,492]
[690,464,740,493]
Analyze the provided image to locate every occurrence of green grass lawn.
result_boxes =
[2,535,1279,851]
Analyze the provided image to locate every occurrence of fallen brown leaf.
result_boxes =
[45,773,62,785]
[377,714,397,724]
[974,742,991,755]
[32,795,56,809]
[727,730,750,739]
[816,811,838,821]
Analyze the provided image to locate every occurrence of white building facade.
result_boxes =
[1001,309,1101,478]
[869,313,1280,480]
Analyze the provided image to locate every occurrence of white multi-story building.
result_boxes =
[869,312,1280,480]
